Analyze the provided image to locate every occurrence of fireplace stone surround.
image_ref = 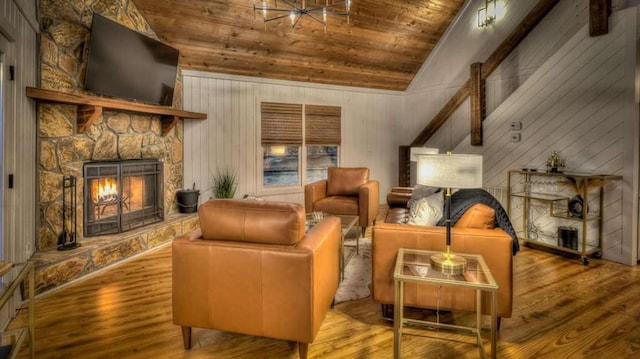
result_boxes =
[32,0,203,296]
[34,108,199,295]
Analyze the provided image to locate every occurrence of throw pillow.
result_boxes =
[408,191,444,226]
[454,203,495,229]
[406,185,441,210]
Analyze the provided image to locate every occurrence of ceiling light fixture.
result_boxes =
[477,0,505,28]
[253,0,351,32]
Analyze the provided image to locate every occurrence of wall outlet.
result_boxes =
[510,121,522,130]
[511,133,521,142]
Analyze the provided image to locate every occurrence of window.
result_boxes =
[261,102,341,188]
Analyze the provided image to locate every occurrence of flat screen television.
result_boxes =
[84,14,179,106]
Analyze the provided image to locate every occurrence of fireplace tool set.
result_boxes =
[58,175,79,250]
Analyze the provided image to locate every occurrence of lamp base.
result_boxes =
[430,252,467,275]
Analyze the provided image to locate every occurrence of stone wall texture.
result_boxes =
[38,0,186,250]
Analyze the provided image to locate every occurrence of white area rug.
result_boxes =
[334,237,372,304]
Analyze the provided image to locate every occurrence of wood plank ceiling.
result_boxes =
[130,0,465,91]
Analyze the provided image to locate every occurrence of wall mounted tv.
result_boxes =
[84,14,180,106]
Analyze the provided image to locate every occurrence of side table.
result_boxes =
[393,248,498,359]
[0,261,35,358]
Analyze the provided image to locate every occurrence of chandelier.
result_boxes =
[253,0,351,31]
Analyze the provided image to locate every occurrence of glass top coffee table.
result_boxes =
[306,213,359,280]
[393,248,498,359]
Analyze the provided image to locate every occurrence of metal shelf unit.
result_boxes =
[507,170,621,265]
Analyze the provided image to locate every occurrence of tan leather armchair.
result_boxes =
[373,223,514,322]
[305,167,379,237]
[172,199,341,359]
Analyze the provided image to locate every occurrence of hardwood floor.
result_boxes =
[7,237,640,358]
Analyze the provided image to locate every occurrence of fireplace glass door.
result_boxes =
[84,160,163,236]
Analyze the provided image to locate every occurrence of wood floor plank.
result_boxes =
[7,227,640,358]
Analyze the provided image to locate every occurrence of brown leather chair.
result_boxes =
[305,167,379,240]
[172,199,341,359]
[373,188,514,326]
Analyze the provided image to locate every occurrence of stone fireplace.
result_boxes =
[32,0,201,296]
[84,159,164,236]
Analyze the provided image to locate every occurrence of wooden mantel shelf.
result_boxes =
[26,87,207,135]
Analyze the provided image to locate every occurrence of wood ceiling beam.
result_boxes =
[409,80,471,147]
[470,62,485,146]
[589,0,611,37]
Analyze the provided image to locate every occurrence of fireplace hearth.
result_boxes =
[84,159,164,236]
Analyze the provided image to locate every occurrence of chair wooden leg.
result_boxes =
[497,317,502,331]
[298,342,309,359]
[181,326,192,350]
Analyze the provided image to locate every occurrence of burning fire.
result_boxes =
[94,178,119,203]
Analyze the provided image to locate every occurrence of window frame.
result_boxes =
[258,100,342,196]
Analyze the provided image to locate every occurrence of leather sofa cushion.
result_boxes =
[198,199,305,245]
[326,167,369,196]
[313,196,359,216]
[454,203,496,229]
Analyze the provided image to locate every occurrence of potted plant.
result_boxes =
[211,168,238,199]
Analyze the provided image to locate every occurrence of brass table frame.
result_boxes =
[393,249,498,359]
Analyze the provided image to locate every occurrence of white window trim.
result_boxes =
[256,97,342,196]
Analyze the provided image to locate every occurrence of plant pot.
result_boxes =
[176,189,200,213]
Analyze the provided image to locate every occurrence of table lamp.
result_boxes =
[416,152,483,274]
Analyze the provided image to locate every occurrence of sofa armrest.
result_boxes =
[304,180,328,213]
[358,180,379,227]
[297,216,341,334]
[387,187,413,208]
[390,186,413,194]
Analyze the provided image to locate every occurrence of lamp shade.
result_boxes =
[416,153,483,189]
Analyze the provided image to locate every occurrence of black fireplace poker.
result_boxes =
[58,176,80,251]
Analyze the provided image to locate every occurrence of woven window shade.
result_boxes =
[261,102,303,145]
[305,105,341,145]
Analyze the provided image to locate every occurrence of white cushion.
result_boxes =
[407,191,444,226]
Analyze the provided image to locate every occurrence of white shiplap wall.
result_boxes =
[453,9,637,264]
[410,0,589,152]
[0,0,38,328]
[182,73,404,205]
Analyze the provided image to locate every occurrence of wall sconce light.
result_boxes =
[478,0,505,27]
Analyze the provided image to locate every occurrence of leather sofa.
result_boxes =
[372,187,514,323]
[305,166,379,239]
[172,199,341,359]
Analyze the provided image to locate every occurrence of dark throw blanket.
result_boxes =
[436,188,519,255]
